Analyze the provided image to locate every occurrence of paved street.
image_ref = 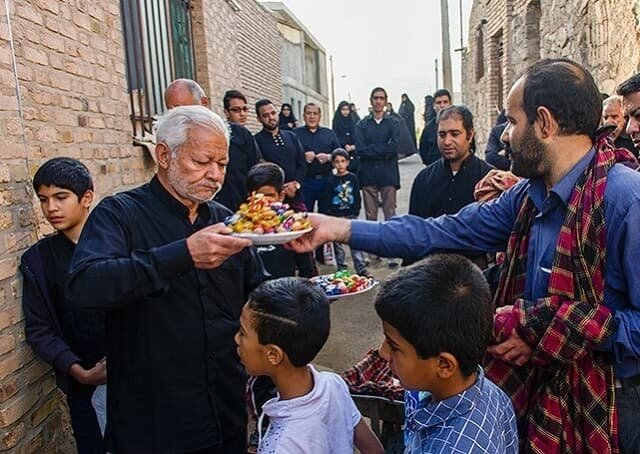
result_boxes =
[315,153,424,373]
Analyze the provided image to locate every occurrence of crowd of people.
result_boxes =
[20,57,640,454]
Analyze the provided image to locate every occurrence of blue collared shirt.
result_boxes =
[404,368,518,453]
[351,150,640,377]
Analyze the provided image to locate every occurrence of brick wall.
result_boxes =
[1,0,284,450]
[0,0,156,451]
[193,0,282,132]
[463,0,640,154]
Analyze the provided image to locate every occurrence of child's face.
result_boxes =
[235,304,270,376]
[255,185,285,202]
[332,155,349,175]
[379,321,439,391]
[37,185,92,233]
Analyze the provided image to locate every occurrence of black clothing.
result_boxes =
[214,123,262,211]
[278,103,297,131]
[254,129,307,185]
[292,126,340,177]
[21,234,106,453]
[615,134,638,159]
[418,117,440,166]
[67,176,265,453]
[21,235,106,394]
[398,98,417,148]
[256,245,296,278]
[409,154,493,219]
[355,114,401,188]
[485,121,511,170]
[387,112,417,158]
[332,104,359,172]
[321,172,361,218]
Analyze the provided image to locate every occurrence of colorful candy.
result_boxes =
[311,271,376,297]
[225,192,312,234]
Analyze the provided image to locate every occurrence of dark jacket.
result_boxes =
[321,172,362,217]
[355,114,401,188]
[485,122,511,170]
[214,123,262,210]
[21,237,105,394]
[418,117,440,166]
[409,154,494,219]
[398,98,417,148]
[615,134,638,158]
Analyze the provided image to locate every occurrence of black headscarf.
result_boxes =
[423,95,436,123]
[332,100,357,148]
[279,103,297,130]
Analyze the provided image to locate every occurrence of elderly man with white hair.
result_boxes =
[68,105,265,453]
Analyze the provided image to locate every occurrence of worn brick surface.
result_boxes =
[1,0,283,450]
[463,0,640,153]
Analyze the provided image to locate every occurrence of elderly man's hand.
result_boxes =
[186,223,252,269]
[286,213,351,253]
[487,328,533,366]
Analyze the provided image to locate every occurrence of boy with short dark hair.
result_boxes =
[321,148,370,276]
[235,277,384,454]
[375,254,518,453]
[21,157,106,453]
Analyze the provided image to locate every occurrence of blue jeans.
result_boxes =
[334,242,368,275]
[302,176,328,212]
[618,384,640,453]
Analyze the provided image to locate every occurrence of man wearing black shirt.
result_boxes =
[418,88,452,166]
[409,105,493,220]
[254,99,307,207]
[293,103,340,212]
[165,80,262,210]
[68,106,264,453]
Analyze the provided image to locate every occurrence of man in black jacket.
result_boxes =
[409,105,493,220]
[418,88,452,165]
[356,87,401,223]
[67,106,265,453]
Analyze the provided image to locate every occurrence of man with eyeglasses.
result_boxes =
[217,89,262,210]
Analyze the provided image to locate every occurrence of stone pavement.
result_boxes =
[315,153,424,374]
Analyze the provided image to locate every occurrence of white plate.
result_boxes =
[232,227,313,245]
[311,275,379,300]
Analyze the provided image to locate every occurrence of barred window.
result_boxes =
[121,0,196,137]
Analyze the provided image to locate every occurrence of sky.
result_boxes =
[278,0,474,119]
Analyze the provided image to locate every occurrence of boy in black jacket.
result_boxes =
[20,158,106,453]
[321,149,370,277]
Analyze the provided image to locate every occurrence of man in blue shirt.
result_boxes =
[290,59,640,453]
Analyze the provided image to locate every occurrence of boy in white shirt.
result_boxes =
[235,277,383,453]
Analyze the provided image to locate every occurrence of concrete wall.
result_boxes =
[0,0,282,450]
[463,0,640,153]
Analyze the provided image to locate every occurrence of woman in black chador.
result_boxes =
[332,100,359,172]
[278,103,298,130]
[398,93,417,148]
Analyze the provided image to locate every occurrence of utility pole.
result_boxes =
[435,58,439,89]
[330,55,335,114]
[440,0,453,92]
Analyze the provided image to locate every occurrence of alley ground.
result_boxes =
[315,153,424,373]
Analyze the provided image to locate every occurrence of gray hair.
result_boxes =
[603,95,622,108]
[156,105,229,154]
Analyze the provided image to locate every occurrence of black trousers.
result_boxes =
[66,388,105,454]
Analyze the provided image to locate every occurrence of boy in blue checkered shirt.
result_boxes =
[375,254,518,453]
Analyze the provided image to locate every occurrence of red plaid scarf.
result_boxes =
[486,132,638,453]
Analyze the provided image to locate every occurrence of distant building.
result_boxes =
[262,2,331,125]
[462,0,640,151]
